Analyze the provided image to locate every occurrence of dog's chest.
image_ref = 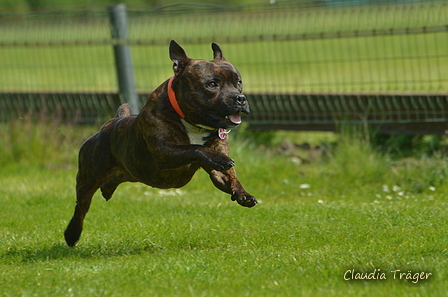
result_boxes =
[181,120,213,145]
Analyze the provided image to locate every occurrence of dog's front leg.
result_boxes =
[201,137,257,207]
[151,144,235,172]
[206,167,257,207]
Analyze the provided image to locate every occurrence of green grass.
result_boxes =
[1,122,448,296]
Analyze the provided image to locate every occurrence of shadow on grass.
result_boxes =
[2,240,163,263]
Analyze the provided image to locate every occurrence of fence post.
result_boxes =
[108,4,139,114]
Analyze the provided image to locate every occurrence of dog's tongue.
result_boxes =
[228,113,242,124]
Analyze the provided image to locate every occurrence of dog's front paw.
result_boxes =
[231,191,258,207]
[208,155,235,171]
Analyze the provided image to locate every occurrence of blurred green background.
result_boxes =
[1,0,428,12]
[1,0,446,131]
[3,0,274,12]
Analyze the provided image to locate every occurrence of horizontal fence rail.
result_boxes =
[1,92,447,134]
[0,0,447,134]
[1,25,446,47]
[248,93,448,134]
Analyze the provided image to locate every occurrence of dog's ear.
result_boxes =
[212,43,226,61]
[170,40,190,75]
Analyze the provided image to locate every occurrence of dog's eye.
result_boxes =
[237,80,242,87]
[207,81,219,89]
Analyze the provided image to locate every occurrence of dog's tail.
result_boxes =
[115,103,132,117]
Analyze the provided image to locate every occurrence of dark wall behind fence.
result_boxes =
[0,1,447,134]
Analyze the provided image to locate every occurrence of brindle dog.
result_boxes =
[64,40,257,247]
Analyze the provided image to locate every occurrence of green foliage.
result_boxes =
[238,123,448,198]
[387,155,448,193]
[0,118,97,167]
[2,119,447,195]
[232,122,278,147]
[373,134,445,158]
[326,126,391,191]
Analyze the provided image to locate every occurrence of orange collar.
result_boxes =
[168,76,185,119]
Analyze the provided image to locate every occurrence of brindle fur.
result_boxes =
[64,41,257,247]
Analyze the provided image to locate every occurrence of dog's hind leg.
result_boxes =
[64,119,123,247]
[64,172,104,247]
[100,174,135,201]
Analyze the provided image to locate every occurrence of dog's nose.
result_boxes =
[235,94,247,106]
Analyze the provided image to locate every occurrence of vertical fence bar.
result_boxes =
[108,4,139,114]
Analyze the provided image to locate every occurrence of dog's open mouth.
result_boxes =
[226,113,242,125]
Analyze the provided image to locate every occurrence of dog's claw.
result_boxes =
[229,159,235,168]
[231,192,257,207]
[212,157,234,171]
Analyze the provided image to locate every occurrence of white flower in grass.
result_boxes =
[299,183,311,189]
[291,157,302,165]
[428,186,436,191]
[382,185,389,192]
[392,185,401,192]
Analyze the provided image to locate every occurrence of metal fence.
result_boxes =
[0,0,447,133]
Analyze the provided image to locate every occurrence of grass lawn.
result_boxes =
[1,123,447,296]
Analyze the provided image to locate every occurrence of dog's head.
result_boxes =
[168,40,249,130]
